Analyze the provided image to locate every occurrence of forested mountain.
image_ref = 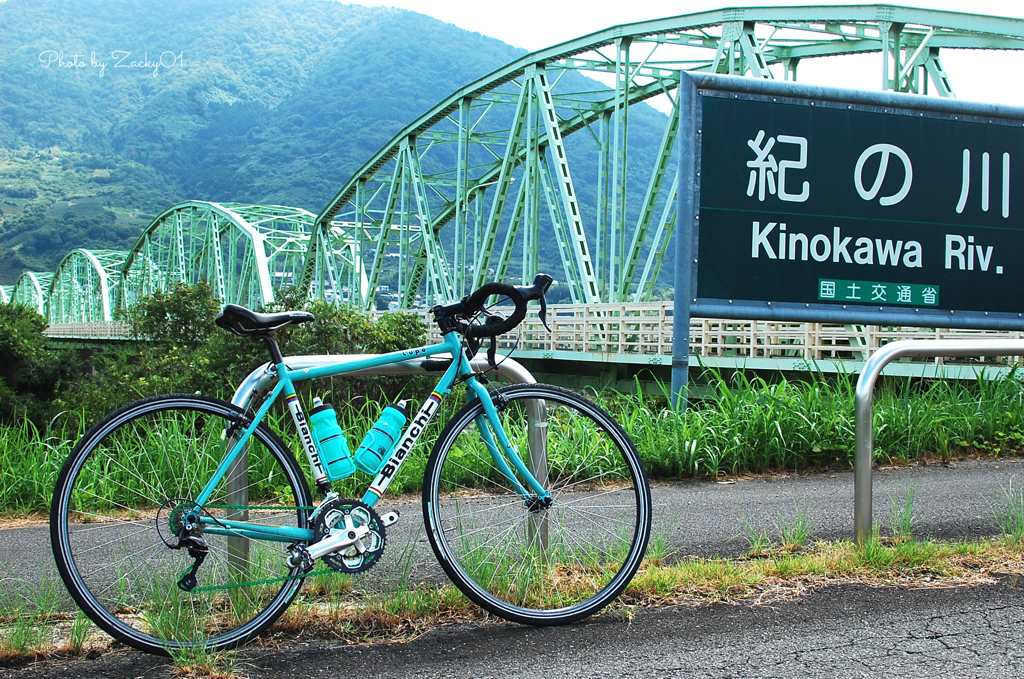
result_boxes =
[0,0,668,284]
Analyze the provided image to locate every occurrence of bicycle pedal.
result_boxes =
[286,545,315,573]
[380,511,400,527]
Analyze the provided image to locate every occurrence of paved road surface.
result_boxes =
[3,458,1023,677]
[6,458,1020,592]
[5,581,1022,678]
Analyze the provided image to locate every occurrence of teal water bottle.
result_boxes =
[309,397,356,480]
[354,400,409,475]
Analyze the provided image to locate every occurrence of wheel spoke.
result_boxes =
[426,385,650,624]
[52,396,311,654]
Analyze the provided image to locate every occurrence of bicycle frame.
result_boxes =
[194,330,550,544]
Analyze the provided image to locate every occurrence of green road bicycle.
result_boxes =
[49,275,652,655]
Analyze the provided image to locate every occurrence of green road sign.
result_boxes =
[696,92,1024,314]
[672,74,1024,403]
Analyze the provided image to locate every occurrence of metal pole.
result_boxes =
[527,397,549,551]
[231,353,539,409]
[224,443,249,581]
[671,72,698,408]
[854,339,1024,544]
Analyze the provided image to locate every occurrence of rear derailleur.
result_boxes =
[172,534,209,592]
[158,500,210,592]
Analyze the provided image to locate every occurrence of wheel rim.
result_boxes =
[54,398,309,651]
[428,388,650,620]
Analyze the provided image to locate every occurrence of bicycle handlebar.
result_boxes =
[436,273,554,339]
[516,272,555,304]
[463,283,526,338]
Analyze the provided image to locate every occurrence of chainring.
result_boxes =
[313,498,386,574]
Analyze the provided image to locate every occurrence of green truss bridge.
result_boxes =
[14,5,1024,379]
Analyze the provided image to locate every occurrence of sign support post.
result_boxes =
[671,74,698,409]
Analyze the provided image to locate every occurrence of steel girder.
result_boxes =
[308,4,1024,308]
[121,201,317,310]
[47,249,127,324]
[12,271,52,316]
[0,286,10,304]
[306,220,367,305]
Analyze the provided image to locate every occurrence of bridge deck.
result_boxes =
[44,304,1024,380]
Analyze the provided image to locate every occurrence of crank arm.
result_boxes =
[288,513,376,569]
[306,524,369,560]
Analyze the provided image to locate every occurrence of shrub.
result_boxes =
[124,280,221,347]
[60,283,428,421]
[0,304,72,422]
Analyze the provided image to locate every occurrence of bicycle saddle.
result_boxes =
[215,304,315,337]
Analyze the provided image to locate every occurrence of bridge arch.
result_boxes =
[12,271,53,316]
[47,249,128,324]
[121,201,317,309]
[305,4,1024,310]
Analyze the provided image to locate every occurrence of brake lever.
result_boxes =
[539,293,551,332]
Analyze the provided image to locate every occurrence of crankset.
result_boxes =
[290,498,397,574]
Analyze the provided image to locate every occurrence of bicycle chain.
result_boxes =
[204,504,315,511]
[168,502,327,593]
[178,500,385,591]
[188,568,334,593]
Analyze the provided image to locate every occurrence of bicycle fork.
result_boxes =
[464,379,551,506]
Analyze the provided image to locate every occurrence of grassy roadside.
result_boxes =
[2,370,1024,676]
[2,533,1022,676]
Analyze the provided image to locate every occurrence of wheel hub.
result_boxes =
[161,500,202,538]
[524,495,553,512]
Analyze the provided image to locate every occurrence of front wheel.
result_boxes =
[423,384,651,625]
[50,394,313,655]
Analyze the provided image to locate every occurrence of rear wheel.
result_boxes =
[50,394,313,655]
[423,384,651,625]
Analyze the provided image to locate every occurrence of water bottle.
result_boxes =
[309,397,356,480]
[354,400,408,475]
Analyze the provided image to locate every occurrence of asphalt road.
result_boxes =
[7,457,1020,595]
[3,458,1023,677]
[5,581,1023,678]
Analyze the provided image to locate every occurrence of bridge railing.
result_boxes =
[45,321,132,340]
[41,305,1024,371]
[410,302,1024,368]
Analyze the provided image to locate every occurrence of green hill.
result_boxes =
[0,0,669,286]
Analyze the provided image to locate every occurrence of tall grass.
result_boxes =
[0,414,83,513]
[608,368,1024,478]
[3,370,1023,514]
[993,484,1024,543]
[0,396,436,515]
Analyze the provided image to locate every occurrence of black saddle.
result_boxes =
[215,304,315,337]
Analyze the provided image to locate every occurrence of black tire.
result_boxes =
[50,394,313,655]
[422,384,651,625]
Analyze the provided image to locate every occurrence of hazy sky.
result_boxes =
[344,0,1024,106]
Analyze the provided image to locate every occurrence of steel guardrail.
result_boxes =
[854,339,1024,543]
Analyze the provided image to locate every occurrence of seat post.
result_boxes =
[259,334,285,365]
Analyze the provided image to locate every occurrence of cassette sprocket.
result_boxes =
[313,498,385,574]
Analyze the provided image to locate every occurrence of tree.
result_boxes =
[0,303,69,421]
[124,281,221,347]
